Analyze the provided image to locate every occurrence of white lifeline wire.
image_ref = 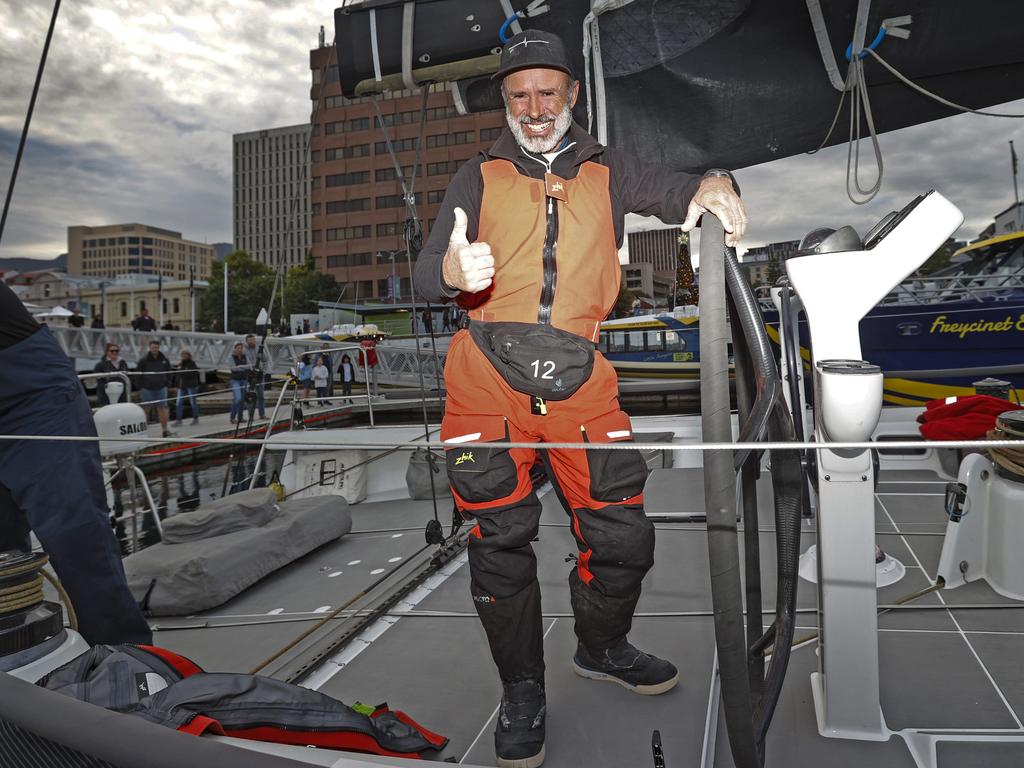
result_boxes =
[2,432,1023,454]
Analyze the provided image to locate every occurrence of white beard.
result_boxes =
[506,100,574,154]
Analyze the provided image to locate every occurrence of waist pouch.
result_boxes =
[468,321,595,401]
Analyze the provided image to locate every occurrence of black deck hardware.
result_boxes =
[652,729,666,768]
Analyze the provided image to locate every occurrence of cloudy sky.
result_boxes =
[1,0,1022,263]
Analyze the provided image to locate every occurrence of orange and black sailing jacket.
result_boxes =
[413,123,702,341]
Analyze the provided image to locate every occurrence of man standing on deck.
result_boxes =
[413,30,745,768]
[137,340,174,438]
[244,334,267,420]
[0,282,152,646]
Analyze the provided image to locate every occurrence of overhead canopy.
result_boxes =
[333,1,1024,172]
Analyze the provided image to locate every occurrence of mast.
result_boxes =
[1012,141,1021,230]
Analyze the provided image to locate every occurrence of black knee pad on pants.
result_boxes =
[573,503,655,595]
[466,496,541,600]
[569,503,655,651]
[465,496,545,683]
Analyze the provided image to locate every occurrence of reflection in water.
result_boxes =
[110,451,283,557]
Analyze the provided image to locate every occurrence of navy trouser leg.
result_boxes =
[0,328,152,646]
[0,482,31,552]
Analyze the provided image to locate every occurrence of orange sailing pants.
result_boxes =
[442,330,654,683]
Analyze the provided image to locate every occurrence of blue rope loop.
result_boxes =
[499,13,521,44]
[846,26,886,61]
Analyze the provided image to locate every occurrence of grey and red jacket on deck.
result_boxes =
[413,122,702,340]
[39,644,448,758]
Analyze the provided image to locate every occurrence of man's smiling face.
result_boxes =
[502,68,579,154]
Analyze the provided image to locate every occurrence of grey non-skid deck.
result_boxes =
[150,466,1024,766]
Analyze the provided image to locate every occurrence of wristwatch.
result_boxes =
[702,168,740,196]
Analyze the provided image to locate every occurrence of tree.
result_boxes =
[614,284,639,318]
[917,237,958,275]
[766,254,784,286]
[283,255,341,320]
[675,232,697,307]
[200,251,275,333]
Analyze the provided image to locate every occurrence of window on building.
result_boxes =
[373,137,417,154]
[120,301,127,317]
[128,236,140,244]
[425,106,459,120]
[326,198,371,214]
[427,160,463,176]
[325,225,371,241]
[375,165,415,182]
[426,131,474,148]
[325,171,369,187]
[325,253,373,268]
[326,144,370,160]
[375,194,406,209]
[173,298,180,313]
[480,126,502,141]
[376,222,401,237]
[426,190,445,204]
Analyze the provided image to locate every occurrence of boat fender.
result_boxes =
[268,471,286,502]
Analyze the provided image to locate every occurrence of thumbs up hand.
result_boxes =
[442,207,494,293]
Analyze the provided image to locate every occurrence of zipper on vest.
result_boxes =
[520,145,574,326]
[538,195,558,324]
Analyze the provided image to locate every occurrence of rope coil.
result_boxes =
[988,418,1024,478]
[0,552,78,630]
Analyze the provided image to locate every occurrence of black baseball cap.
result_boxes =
[492,29,574,81]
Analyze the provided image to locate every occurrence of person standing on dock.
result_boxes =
[297,353,313,402]
[173,349,201,426]
[0,282,151,646]
[319,342,334,399]
[137,340,174,438]
[229,342,249,424]
[94,342,129,406]
[244,334,267,420]
[131,306,156,332]
[338,354,355,403]
[413,29,745,768]
[312,355,330,406]
[357,333,379,397]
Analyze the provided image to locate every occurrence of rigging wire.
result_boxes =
[369,84,449,540]
[0,0,61,247]
[808,22,1024,205]
[223,39,340,496]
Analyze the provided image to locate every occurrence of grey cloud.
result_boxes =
[2,0,1021,265]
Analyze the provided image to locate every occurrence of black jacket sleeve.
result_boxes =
[412,157,486,304]
[601,147,702,236]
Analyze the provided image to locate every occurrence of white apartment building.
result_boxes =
[233,124,312,267]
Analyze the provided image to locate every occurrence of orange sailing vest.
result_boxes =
[458,158,620,342]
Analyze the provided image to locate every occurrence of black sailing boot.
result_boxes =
[572,640,679,695]
[494,679,546,768]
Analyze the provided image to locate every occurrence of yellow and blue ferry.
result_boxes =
[604,232,1024,404]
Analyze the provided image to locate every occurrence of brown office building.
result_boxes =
[67,223,216,281]
[309,44,504,301]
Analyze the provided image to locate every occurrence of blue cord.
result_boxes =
[846,27,886,61]
[499,13,520,44]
